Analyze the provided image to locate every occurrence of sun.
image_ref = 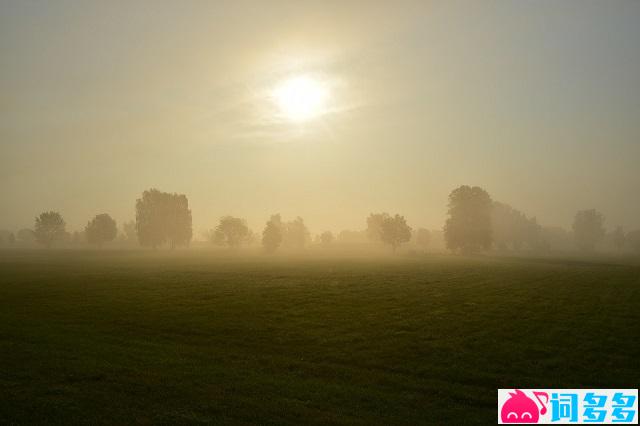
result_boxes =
[272,75,328,122]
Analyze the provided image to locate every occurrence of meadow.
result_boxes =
[1,250,639,424]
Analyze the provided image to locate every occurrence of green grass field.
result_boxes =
[1,250,639,425]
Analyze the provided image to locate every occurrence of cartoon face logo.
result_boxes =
[501,389,548,423]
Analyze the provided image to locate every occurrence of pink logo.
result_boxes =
[501,389,549,423]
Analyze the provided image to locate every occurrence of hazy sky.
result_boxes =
[2,1,639,237]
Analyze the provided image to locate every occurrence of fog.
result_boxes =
[3,5,640,424]
[1,1,639,250]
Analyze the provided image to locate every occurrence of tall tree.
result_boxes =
[135,189,192,249]
[85,213,117,247]
[262,214,283,253]
[211,216,250,248]
[379,214,412,252]
[34,211,66,248]
[444,185,492,253]
[572,209,605,251]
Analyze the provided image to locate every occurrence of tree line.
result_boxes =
[2,186,640,254]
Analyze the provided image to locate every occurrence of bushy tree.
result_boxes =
[379,214,412,251]
[85,213,117,247]
[414,228,431,251]
[211,216,250,248]
[611,226,626,250]
[135,189,192,249]
[34,211,66,248]
[572,209,605,251]
[136,189,165,248]
[492,202,542,251]
[492,202,526,250]
[320,231,334,246]
[283,217,310,249]
[444,185,492,253]
[262,214,283,253]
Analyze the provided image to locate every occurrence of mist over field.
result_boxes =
[1,1,639,425]
[2,1,640,239]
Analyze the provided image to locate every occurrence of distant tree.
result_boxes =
[122,220,137,244]
[136,189,165,248]
[211,216,250,248]
[34,211,66,248]
[492,202,542,251]
[366,213,390,242]
[492,202,526,250]
[85,213,117,247]
[379,214,412,252]
[135,189,192,249]
[444,185,492,253]
[414,228,431,251]
[572,209,605,251]
[283,217,310,249]
[626,230,640,253]
[165,193,192,249]
[8,232,15,245]
[17,228,36,244]
[262,214,283,253]
[611,226,626,250]
[320,231,334,246]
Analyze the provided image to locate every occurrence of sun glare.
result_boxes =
[273,75,327,122]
